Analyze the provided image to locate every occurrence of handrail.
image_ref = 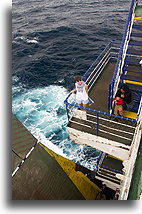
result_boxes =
[64,100,137,123]
[82,42,112,81]
[86,48,111,84]
[88,56,110,90]
[84,42,119,90]
[64,92,72,103]
[108,0,137,110]
[119,106,141,200]
[64,42,137,123]
[65,99,136,148]
[113,0,136,81]
[137,96,142,121]
[64,0,141,200]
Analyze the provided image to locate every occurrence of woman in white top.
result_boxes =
[71,76,89,110]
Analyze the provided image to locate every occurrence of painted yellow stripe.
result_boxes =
[40,143,106,200]
[134,17,142,20]
[123,110,137,120]
[125,80,142,86]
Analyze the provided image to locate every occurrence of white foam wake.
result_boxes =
[12,84,99,170]
[13,36,39,44]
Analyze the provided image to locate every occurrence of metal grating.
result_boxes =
[12,144,85,200]
[12,114,37,159]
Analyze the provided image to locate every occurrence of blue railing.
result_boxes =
[64,98,136,145]
[108,0,137,110]
[82,42,112,83]
[64,99,136,123]
[64,41,119,122]
[64,41,136,144]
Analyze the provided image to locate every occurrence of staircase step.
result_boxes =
[123,67,142,74]
[125,54,141,59]
[132,24,142,29]
[126,50,142,56]
[124,59,141,65]
[128,42,142,47]
[98,167,116,175]
[131,32,142,37]
[96,172,121,185]
[121,72,142,79]
[98,168,117,178]
[123,84,142,93]
[97,170,120,182]
[120,74,142,82]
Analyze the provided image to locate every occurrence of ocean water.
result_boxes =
[12,0,131,170]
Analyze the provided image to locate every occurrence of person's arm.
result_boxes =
[70,85,77,93]
[70,88,77,93]
[85,84,88,94]
[113,97,119,102]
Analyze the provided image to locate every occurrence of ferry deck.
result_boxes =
[64,0,142,200]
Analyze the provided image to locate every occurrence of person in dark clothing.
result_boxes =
[116,84,132,104]
[115,84,132,110]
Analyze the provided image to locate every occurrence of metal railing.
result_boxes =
[64,100,136,146]
[64,42,137,145]
[119,98,142,200]
[64,0,141,199]
[108,0,137,111]
[82,42,119,89]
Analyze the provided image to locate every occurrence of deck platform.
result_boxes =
[66,0,142,200]
[67,60,137,147]
[89,61,116,112]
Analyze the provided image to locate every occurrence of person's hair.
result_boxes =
[74,76,82,82]
[120,84,130,93]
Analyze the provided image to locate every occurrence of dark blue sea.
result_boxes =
[12,0,131,170]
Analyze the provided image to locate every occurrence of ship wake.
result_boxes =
[12,84,101,170]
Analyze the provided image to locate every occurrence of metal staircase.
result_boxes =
[95,154,124,190]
